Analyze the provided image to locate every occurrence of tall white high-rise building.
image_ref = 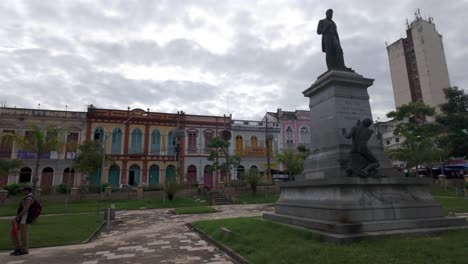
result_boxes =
[387,13,450,109]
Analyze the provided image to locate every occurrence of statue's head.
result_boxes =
[362,118,373,128]
[326,9,333,19]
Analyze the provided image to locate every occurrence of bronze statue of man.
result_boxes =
[342,118,381,177]
[317,9,352,71]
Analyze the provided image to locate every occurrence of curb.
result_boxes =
[83,220,107,243]
[186,223,249,264]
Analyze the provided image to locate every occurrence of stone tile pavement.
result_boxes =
[0,204,273,264]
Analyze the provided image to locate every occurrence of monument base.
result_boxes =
[263,178,468,243]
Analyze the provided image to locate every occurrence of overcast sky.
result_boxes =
[1,0,467,121]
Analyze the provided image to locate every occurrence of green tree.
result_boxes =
[241,168,263,195]
[386,102,446,172]
[436,87,468,158]
[1,125,63,196]
[73,140,111,185]
[208,136,238,182]
[276,147,307,181]
[0,159,23,187]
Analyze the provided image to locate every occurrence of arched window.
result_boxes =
[128,164,141,186]
[204,130,214,153]
[204,165,213,188]
[187,130,198,153]
[62,168,75,186]
[94,127,104,144]
[108,165,120,187]
[235,135,243,156]
[237,165,245,179]
[150,129,161,155]
[250,135,258,148]
[111,128,122,154]
[19,167,32,183]
[250,165,258,172]
[166,165,176,183]
[130,128,143,154]
[300,126,310,144]
[187,165,197,183]
[149,165,159,185]
[41,167,54,187]
[286,126,294,144]
[167,131,175,155]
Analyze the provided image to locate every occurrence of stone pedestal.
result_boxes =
[70,187,80,201]
[301,71,397,180]
[0,189,8,204]
[104,186,112,199]
[264,70,468,242]
[137,185,144,199]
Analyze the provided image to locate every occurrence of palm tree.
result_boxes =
[1,125,64,196]
[0,159,23,187]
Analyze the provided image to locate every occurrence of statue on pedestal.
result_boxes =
[342,118,381,177]
[317,9,353,72]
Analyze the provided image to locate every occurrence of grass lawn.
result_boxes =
[0,197,207,216]
[434,196,468,213]
[174,206,217,215]
[193,217,468,264]
[237,192,280,204]
[0,213,102,250]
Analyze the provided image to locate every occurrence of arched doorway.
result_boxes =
[128,164,141,186]
[204,165,213,189]
[89,169,101,186]
[19,167,32,183]
[149,165,159,185]
[108,165,120,187]
[250,165,258,172]
[62,168,75,186]
[41,167,54,187]
[166,165,176,183]
[237,165,245,179]
[187,165,197,184]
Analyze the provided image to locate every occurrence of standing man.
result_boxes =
[317,9,352,71]
[10,185,34,256]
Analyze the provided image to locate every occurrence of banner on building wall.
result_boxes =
[262,163,277,169]
[245,147,266,157]
[17,150,51,159]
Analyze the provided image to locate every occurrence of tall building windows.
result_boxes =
[187,130,198,153]
[235,135,243,156]
[285,126,294,144]
[299,126,310,144]
[167,131,175,155]
[110,128,122,154]
[93,128,104,144]
[130,128,143,154]
[250,135,258,148]
[204,130,214,153]
[150,129,161,155]
[66,132,79,159]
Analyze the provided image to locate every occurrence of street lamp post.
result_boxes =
[97,113,147,220]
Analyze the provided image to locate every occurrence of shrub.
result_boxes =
[5,184,21,196]
[55,184,69,194]
[164,181,183,201]
[144,184,164,191]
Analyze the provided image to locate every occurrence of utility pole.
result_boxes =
[265,117,272,183]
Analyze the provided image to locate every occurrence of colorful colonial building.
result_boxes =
[265,109,311,151]
[86,107,231,188]
[0,107,87,187]
[230,118,281,178]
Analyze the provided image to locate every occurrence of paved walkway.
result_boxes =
[1,204,273,264]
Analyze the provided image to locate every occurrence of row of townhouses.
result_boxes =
[0,106,311,189]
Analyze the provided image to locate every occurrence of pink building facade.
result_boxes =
[265,109,311,151]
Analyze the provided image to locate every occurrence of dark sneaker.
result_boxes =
[9,249,20,256]
[13,251,28,256]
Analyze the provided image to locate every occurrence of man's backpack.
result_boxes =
[28,199,42,224]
